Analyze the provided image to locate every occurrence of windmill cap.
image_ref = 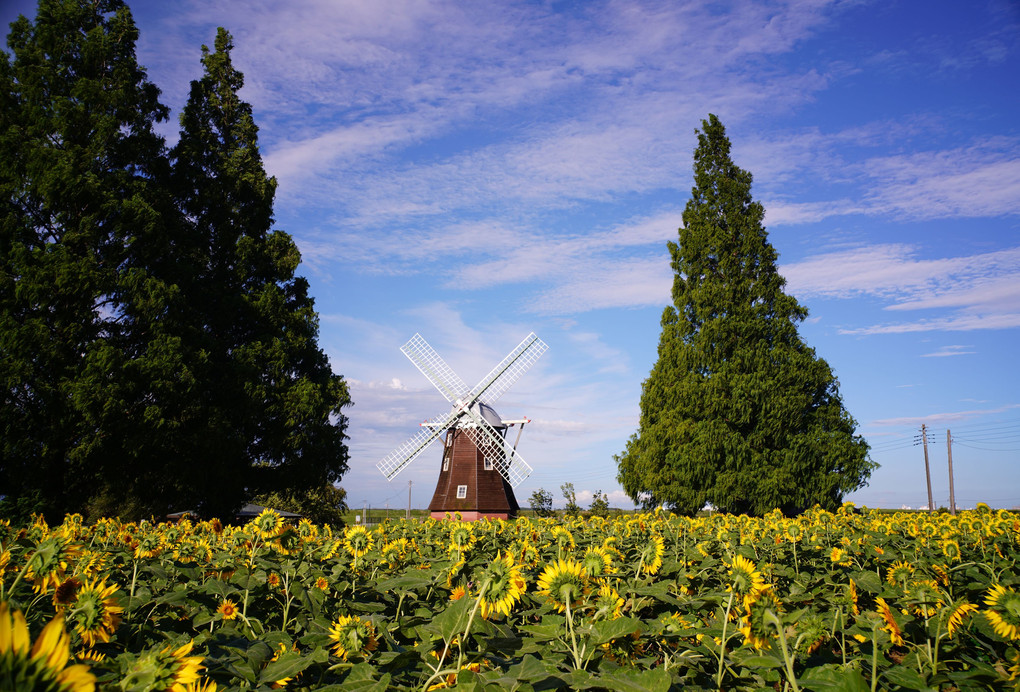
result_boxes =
[456,401,505,429]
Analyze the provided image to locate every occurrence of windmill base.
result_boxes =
[429,510,514,521]
[427,429,520,521]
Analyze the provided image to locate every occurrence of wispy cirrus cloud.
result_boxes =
[783,243,1020,334]
[921,345,976,358]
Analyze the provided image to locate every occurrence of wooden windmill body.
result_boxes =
[377,334,547,521]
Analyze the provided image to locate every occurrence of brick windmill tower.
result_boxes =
[377,333,547,520]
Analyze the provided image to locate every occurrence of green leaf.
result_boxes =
[800,665,870,692]
[424,594,475,641]
[597,667,672,692]
[851,571,883,594]
[258,651,313,685]
[586,617,646,647]
[342,662,391,691]
[881,665,933,691]
[739,655,784,669]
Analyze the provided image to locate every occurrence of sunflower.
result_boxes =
[252,508,284,540]
[474,552,527,619]
[984,584,1020,641]
[119,639,205,692]
[328,615,378,661]
[637,533,665,576]
[829,546,852,567]
[580,546,613,577]
[449,585,467,601]
[68,578,124,647]
[946,602,978,638]
[343,525,374,561]
[380,539,409,568]
[133,532,163,559]
[941,539,962,562]
[593,581,624,620]
[536,558,588,613]
[447,523,476,554]
[266,573,281,589]
[217,599,239,621]
[886,560,914,586]
[874,597,904,647]
[53,577,82,607]
[904,579,943,619]
[727,555,765,597]
[0,603,96,692]
[550,526,575,552]
[24,537,78,595]
[315,576,330,592]
[848,579,860,617]
[739,585,782,650]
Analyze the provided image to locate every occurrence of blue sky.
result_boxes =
[5,0,1019,511]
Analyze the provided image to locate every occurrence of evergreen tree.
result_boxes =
[168,28,350,520]
[0,0,172,519]
[1,8,350,521]
[615,115,874,516]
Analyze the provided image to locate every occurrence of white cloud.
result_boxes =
[921,345,975,358]
[870,403,1020,427]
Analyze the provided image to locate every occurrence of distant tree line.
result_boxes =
[1,0,350,523]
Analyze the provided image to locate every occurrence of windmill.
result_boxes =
[377,332,548,520]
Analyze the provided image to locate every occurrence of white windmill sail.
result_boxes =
[376,332,547,488]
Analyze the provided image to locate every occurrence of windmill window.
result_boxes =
[456,485,467,499]
[483,456,493,470]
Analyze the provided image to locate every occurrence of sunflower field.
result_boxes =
[2,503,1019,691]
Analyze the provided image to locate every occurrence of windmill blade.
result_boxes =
[469,332,547,405]
[462,412,534,488]
[376,408,461,480]
[401,333,470,403]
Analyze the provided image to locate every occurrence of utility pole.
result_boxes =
[947,429,956,516]
[919,424,934,513]
[407,481,412,520]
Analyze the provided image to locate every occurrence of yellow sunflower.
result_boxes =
[475,552,527,619]
[874,597,904,647]
[941,539,962,562]
[343,525,374,561]
[580,546,613,577]
[739,585,782,650]
[67,578,124,647]
[886,560,914,586]
[328,615,378,661]
[946,602,978,638]
[0,603,96,692]
[593,581,624,621]
[984,584,1020,641]
[251,508,284,540]
[904,579,943,619]
[637,533,665,576]
[217,599,239,621]
[536,558,588,614]
[727,555,765,597]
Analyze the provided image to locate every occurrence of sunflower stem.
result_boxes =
[766,610,800,692]
[564,591,582,670]
[715,590,734,690]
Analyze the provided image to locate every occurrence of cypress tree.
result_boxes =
[169,28,350,520]
[0,0,171,520]
[615,115,874,516]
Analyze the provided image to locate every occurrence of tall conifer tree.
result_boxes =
[0,0,171,519]
[616,115,874,516]
[169,28,350,520]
